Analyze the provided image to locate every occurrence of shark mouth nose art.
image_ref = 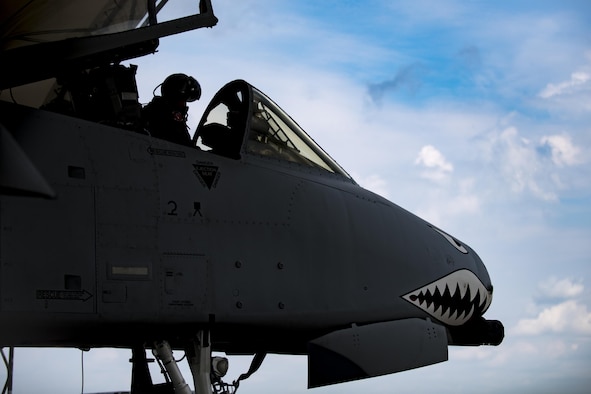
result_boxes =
[402,269,493,326]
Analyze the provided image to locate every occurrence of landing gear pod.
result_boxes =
[307,319,448,388]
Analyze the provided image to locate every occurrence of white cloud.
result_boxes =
[538,277,584,299]
[450,338,582,369]
[514,300,591,336]
[415,145,454,181]
[451,341,533,367]
[480,129,589,200]
[499,128,557,200]
[540,134,583,167]
[496,127,533,189]
[414,177,481,227]
[539,71,591,98]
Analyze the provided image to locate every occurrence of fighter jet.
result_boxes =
[0,1,503,393]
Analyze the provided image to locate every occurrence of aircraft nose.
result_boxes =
[403,224,494,323]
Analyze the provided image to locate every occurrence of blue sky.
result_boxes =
[5,0,591,392]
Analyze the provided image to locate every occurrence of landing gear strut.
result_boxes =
[1,347,14,394]
[130,331,265,394]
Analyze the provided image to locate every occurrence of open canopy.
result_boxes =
[195,80,352,179]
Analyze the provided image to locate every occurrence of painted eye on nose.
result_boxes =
[429,225,468,254]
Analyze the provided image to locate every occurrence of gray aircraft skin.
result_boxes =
[0,1,503,393]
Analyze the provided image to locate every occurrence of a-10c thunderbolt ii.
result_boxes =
[0,1,504,393]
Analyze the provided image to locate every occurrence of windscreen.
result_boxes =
[246,88,351,178]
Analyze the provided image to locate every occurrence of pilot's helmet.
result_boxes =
[161,73,201,103]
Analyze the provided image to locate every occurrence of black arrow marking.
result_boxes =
[36,289,93,302]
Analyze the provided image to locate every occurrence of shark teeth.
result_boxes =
[402,269,493,326]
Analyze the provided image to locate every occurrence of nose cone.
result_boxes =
[399,224,495,327]
[402,269,493,326]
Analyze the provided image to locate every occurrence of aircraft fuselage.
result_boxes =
[0,94,497,354]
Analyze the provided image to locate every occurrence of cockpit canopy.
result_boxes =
[195,80,351,179]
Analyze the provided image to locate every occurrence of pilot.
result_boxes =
[142,73,201,146]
